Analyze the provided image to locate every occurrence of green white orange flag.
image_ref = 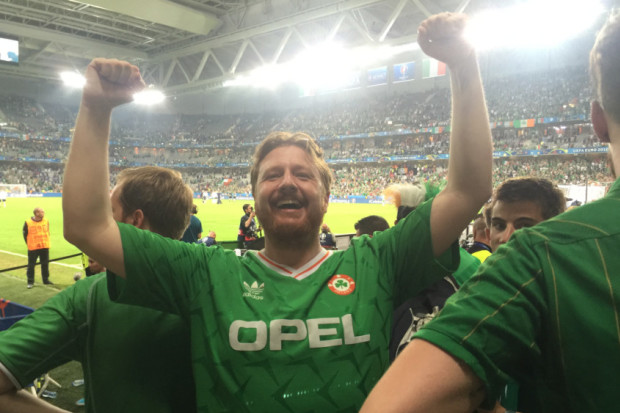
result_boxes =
[422,58,446,78]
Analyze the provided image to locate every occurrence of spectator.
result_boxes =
[238,203,261,250]
[319,223,336,249]
[61,12,492,411]
[199,231,217,246]
[484,177,566,252]
[181,204,202,243]
[467,214,492,262]
[354,215,390,237]
[0,166,196,412]
[361,11,620,413]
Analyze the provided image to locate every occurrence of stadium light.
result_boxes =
[224,41,419,90]
[133,88,166,105]
[60,71,86,88]
[465,0,605,51]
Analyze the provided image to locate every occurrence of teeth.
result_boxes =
[277,200,301,208]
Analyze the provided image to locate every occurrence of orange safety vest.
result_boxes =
[26,218,50,251]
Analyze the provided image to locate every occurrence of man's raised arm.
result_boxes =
[63,58,145,277]
[360,339,485,413]
[422,13,493,256]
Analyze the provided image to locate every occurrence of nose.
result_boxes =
[499,224,515,245]
[278,170,297,192]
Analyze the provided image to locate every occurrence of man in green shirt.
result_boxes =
[62,12,492,412]
[361,12,620,413]
[0,166,196,413]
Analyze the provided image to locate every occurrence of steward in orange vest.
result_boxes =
[23,207,52,287]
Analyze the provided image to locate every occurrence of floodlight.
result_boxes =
[60,71,86,88]
[223,39,419,90]
[465,0,605,50]
[133,88,165,105]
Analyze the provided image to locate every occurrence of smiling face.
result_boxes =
[254,145,329,243]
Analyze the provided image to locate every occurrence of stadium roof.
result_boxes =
[0,0,474,96]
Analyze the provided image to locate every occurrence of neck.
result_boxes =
[262,235,323,269]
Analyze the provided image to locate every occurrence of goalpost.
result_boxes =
[0,184,27,197]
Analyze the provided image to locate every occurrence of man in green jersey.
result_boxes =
[362,12,620,413]
[0,166,196,413]
[62,12,492,412]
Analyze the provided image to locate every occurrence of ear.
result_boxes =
[485,227,491,241]
[322,191,330,214]
[592,101,610,143]
[128,209,146,229]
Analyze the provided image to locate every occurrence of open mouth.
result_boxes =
[276,200,302,209]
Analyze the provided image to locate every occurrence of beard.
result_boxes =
[258,206,324,247]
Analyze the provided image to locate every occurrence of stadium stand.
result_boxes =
[0,66,611,196]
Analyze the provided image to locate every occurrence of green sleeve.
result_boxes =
[0,279,92,388]
[414,231,546,408]
[107,222,223,316]
[370,197,460,306]
[452,247,481,287]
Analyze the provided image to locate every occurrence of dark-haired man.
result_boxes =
[181,204,202,243]
[354,215,390,237]
[362,12,620,413]
[62,12,492,412]
[484,177,565,252]
[0,166,196,413]
[238,203,260,249]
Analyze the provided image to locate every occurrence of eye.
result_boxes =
[492,222,505,231]
[263,172,281,181]
[515,222,535,230]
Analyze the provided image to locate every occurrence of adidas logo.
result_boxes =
[243,281,265,300]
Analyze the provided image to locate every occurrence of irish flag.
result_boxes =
[422,58,446,78]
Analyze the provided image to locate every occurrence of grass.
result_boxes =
[0,195,397,411]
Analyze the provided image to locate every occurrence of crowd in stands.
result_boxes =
[0,65,610,195]
[0,155,610,196]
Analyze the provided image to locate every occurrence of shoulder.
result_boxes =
[519,197,620,247]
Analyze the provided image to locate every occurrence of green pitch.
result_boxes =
[0,196,396,292]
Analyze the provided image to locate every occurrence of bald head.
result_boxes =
[33,207,45,221]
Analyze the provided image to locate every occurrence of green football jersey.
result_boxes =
[416,179,620,412]
[109,198,458,412]
[0,274,195,413]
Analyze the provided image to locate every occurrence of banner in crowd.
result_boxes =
[393,62,415,82]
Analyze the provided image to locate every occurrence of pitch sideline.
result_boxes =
[0,249,82,270]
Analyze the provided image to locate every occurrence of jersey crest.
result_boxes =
[327,274,356,295]
[243,281,265,300]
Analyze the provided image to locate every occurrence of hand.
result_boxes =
[82,58,146,112]
[417,13,474,69]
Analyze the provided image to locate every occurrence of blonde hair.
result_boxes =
[116,166,193,240]
[250,132,332,196]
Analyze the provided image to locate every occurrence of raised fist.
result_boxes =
[417,13,474,69]
[82,58,146,111]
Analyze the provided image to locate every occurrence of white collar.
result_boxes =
[253,248,333,280]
